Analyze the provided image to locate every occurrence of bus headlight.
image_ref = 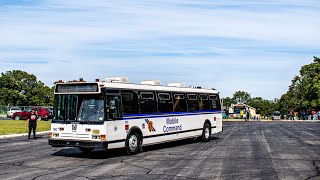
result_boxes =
[92,135,101,139]
[92,135,106,140]
[52,133,59,137]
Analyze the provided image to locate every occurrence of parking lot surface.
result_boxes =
[0,121,319,180]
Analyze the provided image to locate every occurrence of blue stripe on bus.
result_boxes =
[123,110,221,120]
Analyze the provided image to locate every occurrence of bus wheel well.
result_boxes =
[204,119,211,128]
[127,126,143,144]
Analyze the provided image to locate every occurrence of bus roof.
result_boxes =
[54,81,219,94]
[102,82,219,94]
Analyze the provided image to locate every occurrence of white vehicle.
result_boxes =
[7,107,22,118]
[272,111,281,120]
[49,77,223,154]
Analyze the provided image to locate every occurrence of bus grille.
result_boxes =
[60,133,90,139]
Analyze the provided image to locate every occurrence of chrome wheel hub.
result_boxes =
[205,127,210,139]
[129,135,138,151]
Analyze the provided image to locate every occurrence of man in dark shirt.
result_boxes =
[27,108,38,139]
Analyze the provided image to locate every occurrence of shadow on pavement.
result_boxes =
[52,136,219,159]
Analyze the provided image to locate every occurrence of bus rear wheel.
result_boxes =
[126,132,141,155]
[79,147,94,153]
[201,123,211,142]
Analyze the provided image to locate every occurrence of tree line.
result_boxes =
[1,57,319,113]
[222,56,320,117]
[0,70,54,106]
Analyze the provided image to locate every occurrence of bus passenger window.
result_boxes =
[199,94,210,111]
[158,93,173,113]
[173,94,187,112]
[106,96,122,120]
[209,94,221,111]
[187,94,199,112]
[139,92,157,114]
[121,90,139,114]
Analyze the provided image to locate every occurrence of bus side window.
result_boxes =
[139,92,157,114]
[187,94,199,112]
[173,94,187,112]
[121,90,139,115]
[106,95,122,120]
[158,92,173,113]
[199,94,210,111]
[209,94,221,111]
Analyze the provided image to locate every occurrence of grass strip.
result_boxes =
[0,120,51,135]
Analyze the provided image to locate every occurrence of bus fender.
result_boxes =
[204,119,212,129]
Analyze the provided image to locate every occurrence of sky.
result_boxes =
[0,0,319,100]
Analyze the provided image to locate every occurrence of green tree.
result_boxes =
[280,56,320,112]
[247,97,274,116]
[233,91,251,104]
[221,97,234,107]
[0,70,53,106]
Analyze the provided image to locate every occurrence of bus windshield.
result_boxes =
[54,94,104,122]
[78,97,104,122]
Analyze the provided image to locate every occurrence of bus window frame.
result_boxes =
[199,94,208,100]
[187,94,198,100]
[174,94,185,100]
[140,92,155,100]
[158,93,171,101]
[209,95,218,100]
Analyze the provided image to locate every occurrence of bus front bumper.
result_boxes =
[49,139,108,149]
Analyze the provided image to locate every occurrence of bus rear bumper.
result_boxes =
[49,139,108,149]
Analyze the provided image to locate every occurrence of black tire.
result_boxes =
[37,115,42,121]
[201,123,211,142]
[126,132,142,155]
[79,147,94,153]
[14,115,20,120]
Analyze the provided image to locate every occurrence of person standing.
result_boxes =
[27,108,38,139]
[311,109,317,121]
[302,110,307,120]
[290,109,295,121]
[246,110,250,121]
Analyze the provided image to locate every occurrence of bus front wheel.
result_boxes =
[201,123,211,142]
[126,132,142,155]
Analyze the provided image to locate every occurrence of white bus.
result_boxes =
[49,77,222,154]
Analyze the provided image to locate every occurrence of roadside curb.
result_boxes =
[0,131,50,139]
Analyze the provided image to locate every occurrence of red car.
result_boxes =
[12,107,51,120]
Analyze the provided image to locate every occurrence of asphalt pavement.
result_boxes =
[0,121,319,180]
